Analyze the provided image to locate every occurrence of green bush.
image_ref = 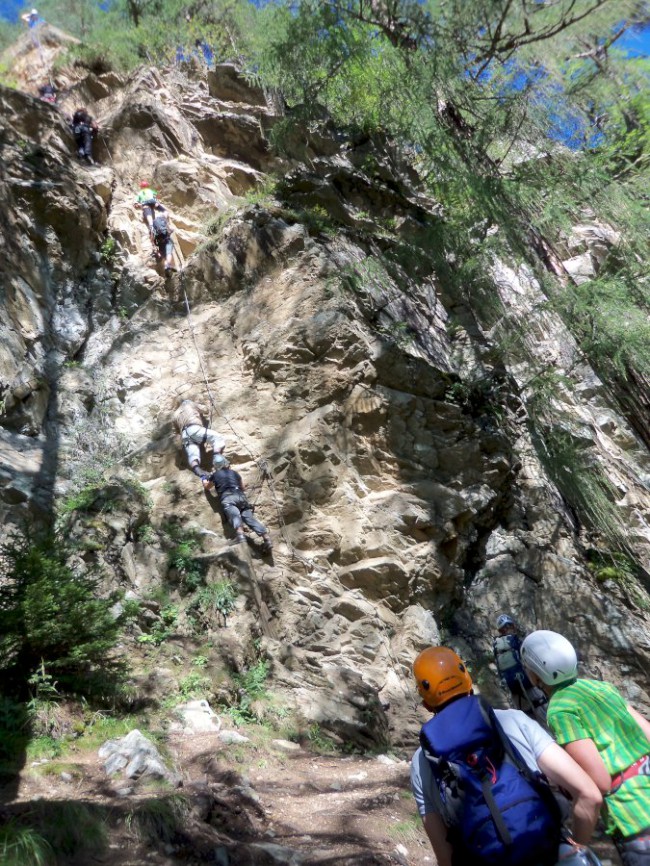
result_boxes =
[228,660,270,722]
[0,822,52,866]
[189,580,238,629]
[168,539,205,591]
[0,531,123,697]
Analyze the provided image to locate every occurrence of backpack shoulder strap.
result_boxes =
[477,697,530,777]
[479,697,562,822]
[419,747,453,823]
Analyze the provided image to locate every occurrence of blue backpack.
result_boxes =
[420,695,561,866]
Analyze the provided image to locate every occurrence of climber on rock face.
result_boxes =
[203,455,272,552]
[38,82,57,104]
[71,107,98,165]
[151,212,175,272]
[493,613,548,726]
[134,181,164,238]
[21,8,41,46]
[173,398,225,480]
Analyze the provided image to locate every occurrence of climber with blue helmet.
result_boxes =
[203,456,272,552]
[522,630,650,866]
[493,614,548,726]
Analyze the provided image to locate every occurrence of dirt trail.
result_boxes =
[4,726,433,866]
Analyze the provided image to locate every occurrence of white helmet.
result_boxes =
[213,453,230,469]
[496,613,515,630]
[521,630,578,686]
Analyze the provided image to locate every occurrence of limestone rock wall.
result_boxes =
[0,52,648,750]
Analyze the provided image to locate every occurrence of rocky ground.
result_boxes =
[0,716,622,866]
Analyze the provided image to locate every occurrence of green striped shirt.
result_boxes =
[548,678,650,838]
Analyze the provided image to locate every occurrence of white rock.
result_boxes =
[173,699,222,734]
[218,730,250,745]
[375,754,396,765]
[271,739,302,752]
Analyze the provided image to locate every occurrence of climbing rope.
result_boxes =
[175,264,304,562]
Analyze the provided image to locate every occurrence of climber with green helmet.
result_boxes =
[134,180,163,238]
[203,455,272,552]
[521,630,650,866]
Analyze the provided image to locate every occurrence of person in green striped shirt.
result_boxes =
[521,630,650,866]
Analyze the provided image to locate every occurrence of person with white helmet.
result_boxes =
[493,614,548,725]
[521,630,650,866]
[21,7,41,44]
[410,646,603,866]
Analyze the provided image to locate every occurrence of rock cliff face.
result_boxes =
[1,37,649,749]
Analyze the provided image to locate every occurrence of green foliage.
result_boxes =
[228,659,269,722]
[59,479,103,514]
[168,534,205,591]
[189,580,238,629]
[126,795,189,845]
[136,523,156,544]
[178,672,211,700]
[307,723,337,754]
[137,604,178,647]
[121,598,142,622]
[0,822,52,866]
[553,272,650,381]
[537,428,627,552]
[59,471,149,515]
[26,736,64,761]
[0,531,123,698]
[37,802,107,859]
[388,814,422,842]
[0,802,107,863]
[587,551,649,608]
[244,0,650,430]
[100,235,117,264]
[244,175,278,206]
[0,697,30,776]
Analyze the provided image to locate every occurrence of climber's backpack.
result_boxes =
[152,215,170,240]
[420,695,561,866]
[493,634,526,690]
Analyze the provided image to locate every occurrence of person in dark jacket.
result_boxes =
[38,82,57,104]
[71,107,98,164]
[203,456,272,551]
[493,613,548,725]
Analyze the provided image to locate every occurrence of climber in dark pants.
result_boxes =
[203,456,272,551]
[71,107,98,165]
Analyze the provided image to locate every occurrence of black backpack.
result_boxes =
[152,216,169,240]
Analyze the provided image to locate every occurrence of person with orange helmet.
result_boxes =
[410,646,602,866]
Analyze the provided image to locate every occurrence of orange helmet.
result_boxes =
[413,647,472,709]
[139,180,149,188]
